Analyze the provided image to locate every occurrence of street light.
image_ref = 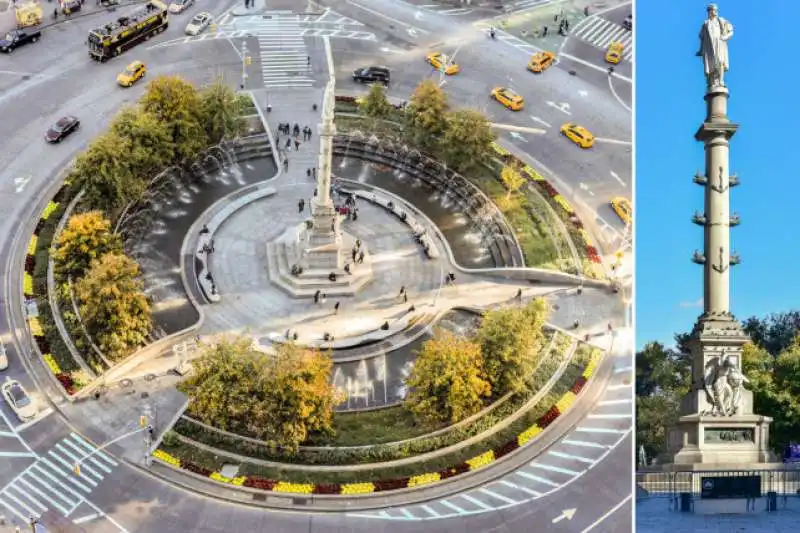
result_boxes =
[240,39,249,90]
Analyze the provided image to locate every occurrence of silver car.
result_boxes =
[185,12,212,36]
[2,378,37,421]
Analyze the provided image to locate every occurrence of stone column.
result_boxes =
[307,80,339,249]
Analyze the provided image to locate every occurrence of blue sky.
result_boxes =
[635,1,797,348]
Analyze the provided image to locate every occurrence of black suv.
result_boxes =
[0,29,42,53]
[622,14,632,31]
[353,66,390,86]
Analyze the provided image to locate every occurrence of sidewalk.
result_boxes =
[637,497,800,532]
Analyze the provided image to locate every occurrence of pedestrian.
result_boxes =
[314,289,321,303]
[564,19,569,31]
[307,168,311,178]
[448,271,455,282]
[294,139,300,151]
[356,238,361,249]
[293,123,300,137]
[334,301,340,314]
[357,250,364,263]
[283,157,288,170]
[584,6,589,16]
[313,188,317,197]
[285,137,292,150]
[321,292,327,304]
[543,26,548,37]
[298,198,305,212]
[608,322,613,332]
[307,55,311,66]
[353,209,358,221]
[275,133,280,147]
[352,248,357,262]
[399,286,406,295]
[210,239,215,253]
[577,286,583,295]
[573,319,580,329]
[516,288,522,300]
[312,167,316,179]
[344,263,351,274]
[403,292,408,303]
[307,126,313,140]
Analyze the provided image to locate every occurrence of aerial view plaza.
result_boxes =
[0,0,632,531]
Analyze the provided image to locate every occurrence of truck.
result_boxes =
[87,0,168,62]
[0,27,42,53]
[15,1,42,28]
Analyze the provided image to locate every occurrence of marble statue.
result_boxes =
[697,3,734,89]
[702,354,749,416]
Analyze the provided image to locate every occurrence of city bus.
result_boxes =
[87,0,168,62]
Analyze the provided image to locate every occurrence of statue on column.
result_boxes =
[697,3,734,90]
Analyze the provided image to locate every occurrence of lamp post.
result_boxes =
[240,39,250,90]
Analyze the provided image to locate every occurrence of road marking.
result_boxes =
[63,439,111,474]
[15,407,53,432]
[614,365,632,373]
[420,504,441,517]
[578,89,589,97]
[0,450,36,458]
[598,398,631,405]
[490,123,547,135]
[581,494,632,533]
[559,52,632,83]
[499,479,541,496]
[610,170,625,186]
[70,433,118,466]
[0,430,17,437]
[461,494,493,510]
[530,462,580,476]
[530,115,552,128]
[516,470,559,487]
[17,477,69,515]
[14,175,31,193]
[606,383,631,390]
[587,413,631,419]
[48,451,98,486]
[345,0,428,33]
[398,508,415,519]
[594,138,631,146]
[549,450,596,464]
[576,426,627,434]
[553,507,577,523]
[608,75,631,112]
[55,444,103,481]
[479,487,517,504]
[1,489,37,518]
[563,439,609,449]
[545,101,571,115]
[35,462,91,494]
[73,512,103,524]
[440,499,470,514]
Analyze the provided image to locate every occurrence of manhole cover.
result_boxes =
[292,498,307,506]
[252,493,266,502]
[22,75,31,80]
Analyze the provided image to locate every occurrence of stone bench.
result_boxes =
[345,189,440,259]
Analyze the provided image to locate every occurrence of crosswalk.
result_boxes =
[415,3,474,16]
[571,16,633,61]
[348,357,633,521]
[255,18,315,89]
[0,433,119,525]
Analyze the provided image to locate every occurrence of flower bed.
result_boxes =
[156,348,606,494]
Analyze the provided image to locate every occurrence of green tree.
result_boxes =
[179,339,341,451]
[71,132,144,215]
[476,298,548,396]
[440,108,495,174]
[500,164,525,198]
[75,253,152,361]
[405,79,449,150]
[110,106,175,179]
[140,75,208,163]
[359,83,393,118]
[198,76,246,144]
[405,330,491,424]
[53,211,122,279]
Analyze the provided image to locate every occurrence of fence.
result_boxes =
[637,469,800,497]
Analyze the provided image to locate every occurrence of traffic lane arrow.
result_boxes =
[552,508,577,523]
[545,100,572,115]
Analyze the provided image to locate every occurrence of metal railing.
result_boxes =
[637,468,800,497]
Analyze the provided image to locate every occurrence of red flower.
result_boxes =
[373,478,410,492]
[494,440,520,459]
[35,336,50,355]
[537,406,561,429]
[571,377,587,395]
[439,463,470,479]
[34,219,45,236]
[25,256,35,273]
[244,477,277,490]
[335,96,356,103]
[182,462,213,477]
[313,484,341,495]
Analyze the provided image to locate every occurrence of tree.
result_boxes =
[110,106,175,179]
[75,253,152,361]
[198,76,246,144]
[500,164,525,198]
[53,211,122,279]
[405,330,491,424]
[71,132,145,215]
[743,311,800,355]
[359,83,393,118]
[405,79,449,151]
[178,339,341,451]
[476,298,549,396]
[139,75,208,163]
[439,108,496,174]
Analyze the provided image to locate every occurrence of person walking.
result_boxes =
[285,137,292,151]
[351,248,357,262]
[283,157,288,170]
[293,123,300,137]
[298,198,305,212]
[294,138,300,151]
[314,289,321,304]
[334,301,340,314]
[312,167,316,179]
[307,168,312,178]
[403,292,408,303]
[357,250,364,264]
[399,286,406,296]
[306,126,312,141]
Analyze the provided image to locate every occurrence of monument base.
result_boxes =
[666,413,776,467]
[265,223,373,298]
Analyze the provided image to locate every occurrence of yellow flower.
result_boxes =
[553,195,574,214]
[43,354,61,375]
[582,350,603,379]
[522,165,544,181]
[29,317,44,337]
[27,236,38,256]
[556,392,577,413]
[152,449,181,467]
[408,472,441,487]
[341,482,375,494]
[579,229,593,247]
[41,201,59,220]
[491,142,510,156]
[273,482,314,494]
[210,472,247,485]
[23,273,34,295]
[517,425,543,447]
[466,450,495,471]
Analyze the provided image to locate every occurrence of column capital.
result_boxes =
[695,121,739,142]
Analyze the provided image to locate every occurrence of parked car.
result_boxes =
[0,28,42,53]
[185,12,212,35]
[168,0,195,14]
[352,66,390,85]
[2,378,37,421]
[45,116,80,143]
[0,343,8,371]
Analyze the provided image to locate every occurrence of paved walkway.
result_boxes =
[637,497,800,532]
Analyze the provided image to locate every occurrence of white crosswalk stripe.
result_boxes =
[250,19,314,88]
[0,436,118,524]
[571,16,633,61]
[417,4,474,16]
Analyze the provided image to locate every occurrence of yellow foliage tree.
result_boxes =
[53,211,122,279]
[500,164,525,198]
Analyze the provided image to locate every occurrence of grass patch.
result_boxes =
[311,407,440,447]
[163,338,591,484]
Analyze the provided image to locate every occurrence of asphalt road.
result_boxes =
[0,0,632,531]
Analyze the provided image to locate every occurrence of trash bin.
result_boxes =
[680,492,692,513]
[767,491,777,512]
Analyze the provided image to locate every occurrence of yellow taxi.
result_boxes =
[490,87,524,111]
[527,51,555,73]
[611,197,632,225]
[560,122,594,149]
[117,61,146,87]
[426,52,460,75]
[605,42,624,64]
